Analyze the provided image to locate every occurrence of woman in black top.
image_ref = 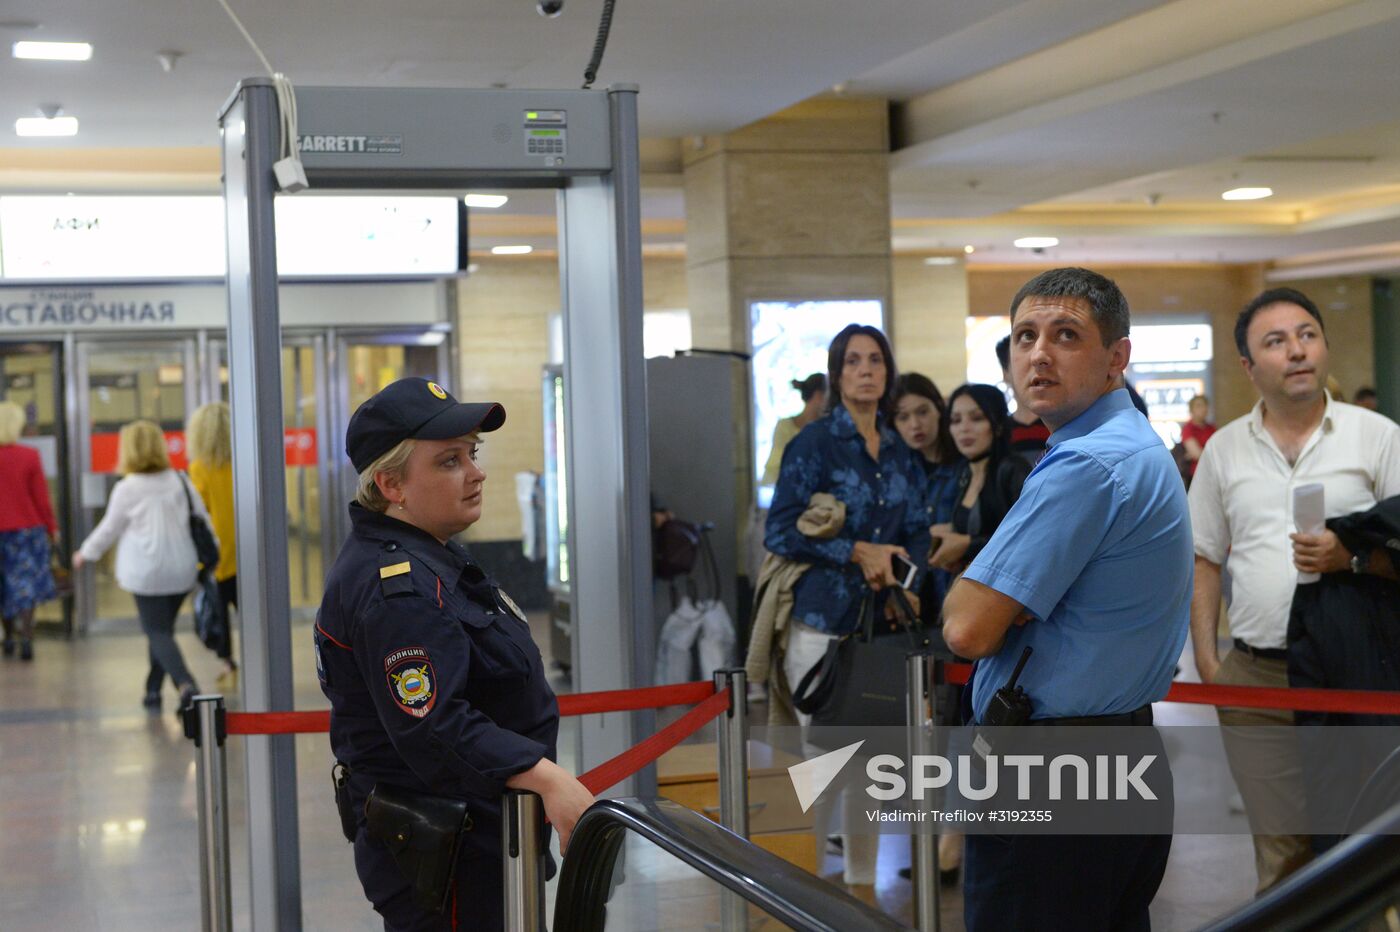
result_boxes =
[929,383,1031,576]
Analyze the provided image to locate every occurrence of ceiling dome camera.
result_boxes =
[537,0,563,16]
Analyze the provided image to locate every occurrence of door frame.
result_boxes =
[72,335,199,630]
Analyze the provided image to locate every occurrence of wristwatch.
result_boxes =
[1351,548,1369,574]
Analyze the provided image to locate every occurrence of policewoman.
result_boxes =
[316,377,594,931]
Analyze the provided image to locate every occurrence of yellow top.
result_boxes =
[188,459,237,581]
[761,416,803,486]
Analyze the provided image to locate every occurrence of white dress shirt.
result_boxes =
[79,469,211,596]
[1189,396,1400,648]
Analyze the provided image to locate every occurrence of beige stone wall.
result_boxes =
[455,255,690,540]
[890,257,970,394]
[1277,275,1375,402]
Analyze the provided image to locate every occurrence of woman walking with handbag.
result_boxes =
[765,323,930,899]
[74,420,209,713]
[187,402,238,687]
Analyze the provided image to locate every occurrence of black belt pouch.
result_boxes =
[365,783,474,914]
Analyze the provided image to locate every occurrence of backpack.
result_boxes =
[653,518,704,580]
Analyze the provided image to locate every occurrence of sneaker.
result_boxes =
[18,640,33,662]
[1,639,13,658]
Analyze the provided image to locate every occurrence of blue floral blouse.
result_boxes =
[919,457,962,615]
[764,405,931,635]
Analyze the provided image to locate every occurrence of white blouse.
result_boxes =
[79,470,212,596]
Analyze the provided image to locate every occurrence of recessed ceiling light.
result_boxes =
[12,41,93,61]
[923,256,958,266]
[963,245,976,254]
[463,194,509,209]
[490,244,532,255]
[1013,236,1059,249]
[1221,187,1272,201]
[15,115,78,137]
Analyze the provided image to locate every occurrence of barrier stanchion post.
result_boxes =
[187,695,232,932]
[907,654,939,932]
[715,668,750,838]
[715,668,750,932]
[503,790,547,932]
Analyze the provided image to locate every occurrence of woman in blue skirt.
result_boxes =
[0,401,59,662]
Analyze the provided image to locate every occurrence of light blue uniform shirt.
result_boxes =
[964,388,1192,721]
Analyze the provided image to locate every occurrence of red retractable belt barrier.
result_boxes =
[940,661,1400,716]
[576,688,731,796]
[221,680,732,795]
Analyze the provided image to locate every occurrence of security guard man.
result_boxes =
[316,377,594,931]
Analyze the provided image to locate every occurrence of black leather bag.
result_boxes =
[365,783,474,915]
[192,569,227,652]
[792,588,927,728]
[178,473,221,571]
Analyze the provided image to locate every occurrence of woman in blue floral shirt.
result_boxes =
[764,322,930,892]
[893,373,961,624]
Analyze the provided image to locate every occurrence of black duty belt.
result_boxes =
[1233,638,1288,661]
[1030,704,1153,727]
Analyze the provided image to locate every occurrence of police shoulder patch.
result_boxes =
[384,646,436,718]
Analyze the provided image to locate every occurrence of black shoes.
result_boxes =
[897,865,961,886]
[177,683,199,720]
[4,639,34,660]
[142,692,162,710]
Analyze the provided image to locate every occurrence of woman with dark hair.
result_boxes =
[929,383,1032,575]
[761,372,827,486]
[764,323,929,894]
[892,373,961,622]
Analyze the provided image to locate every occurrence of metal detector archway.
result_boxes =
[218,79,653,928]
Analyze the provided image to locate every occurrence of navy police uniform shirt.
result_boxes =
[315,502,559,819]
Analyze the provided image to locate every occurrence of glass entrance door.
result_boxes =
[328,329,453,548]
[75,340,197,627]
[208,337,331,613]
[0,342,70,632]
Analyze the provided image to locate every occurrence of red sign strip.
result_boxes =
[577,688,732,796]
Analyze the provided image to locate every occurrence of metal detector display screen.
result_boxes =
[524,110,567,158]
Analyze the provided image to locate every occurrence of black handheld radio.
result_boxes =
[982,646,1034,727]
[972,646,1035,767]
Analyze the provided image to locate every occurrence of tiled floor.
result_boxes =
[0,619,1258,930]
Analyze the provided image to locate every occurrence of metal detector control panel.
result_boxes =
[286,87,612,181]
[524,110,567,162]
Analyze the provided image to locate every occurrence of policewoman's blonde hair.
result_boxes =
[117,419,171,475]
[356,439,416,512]
[187,401,232,467]
[0,401,25,446]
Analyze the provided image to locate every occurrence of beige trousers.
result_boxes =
[1215,649,1313,893]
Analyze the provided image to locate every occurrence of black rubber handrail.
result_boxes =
[553,797,910,932]
[1198,800,1400,932]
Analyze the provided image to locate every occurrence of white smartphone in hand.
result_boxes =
[892,553,918,590]
[1293,482,1325,583]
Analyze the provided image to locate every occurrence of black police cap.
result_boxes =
[345,377,505,473]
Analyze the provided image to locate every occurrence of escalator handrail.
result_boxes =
[553,796,910,932]
[1198,799,1400,932]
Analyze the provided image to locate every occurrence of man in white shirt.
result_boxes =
[1188,286,1400,892]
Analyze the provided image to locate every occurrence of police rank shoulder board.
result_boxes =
[379,555,415,597]
[384,646,436,718]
